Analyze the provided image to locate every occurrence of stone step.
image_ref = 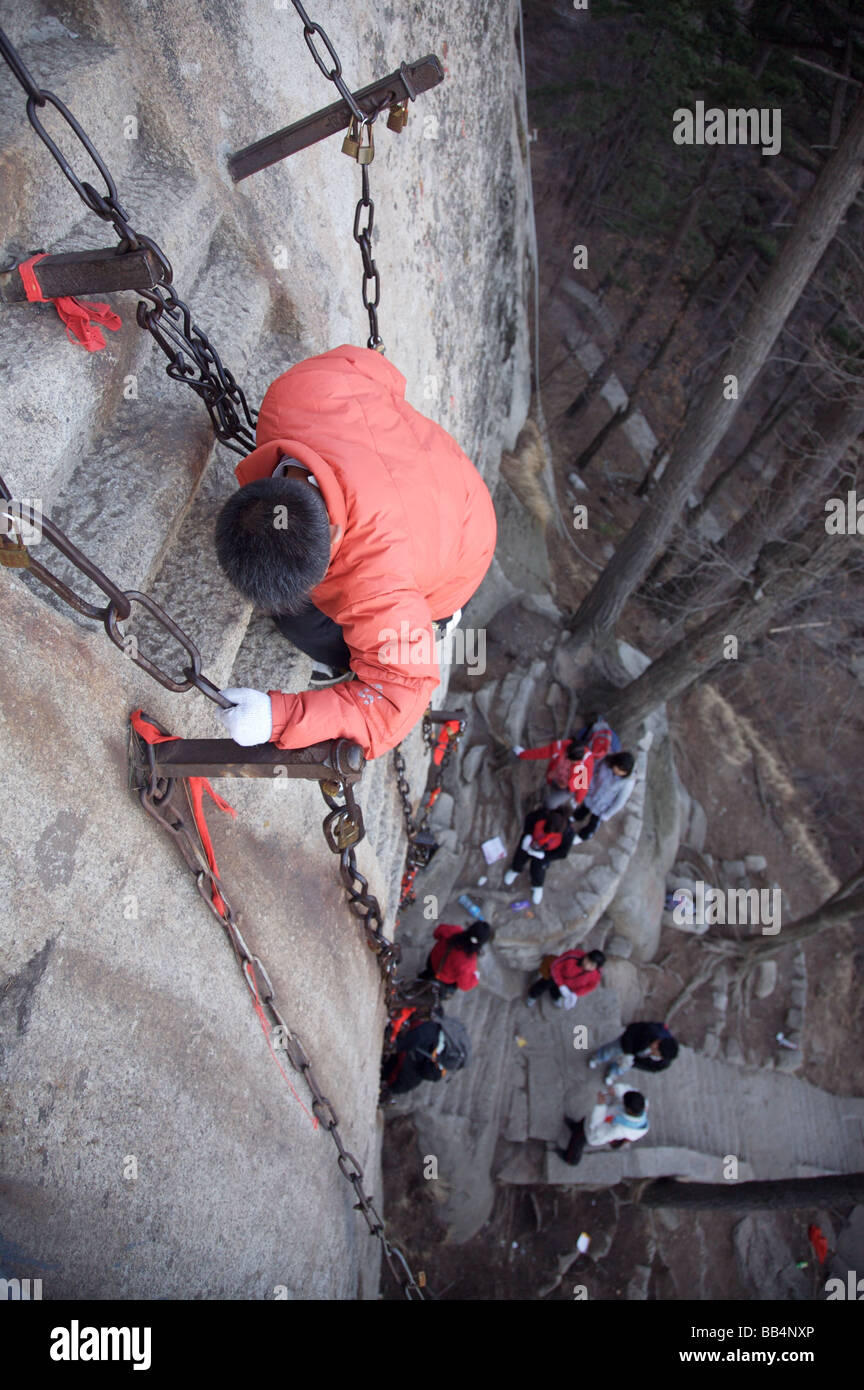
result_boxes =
[74,232,279,723]
[544,1145,757,1187]
[1,162,220,507]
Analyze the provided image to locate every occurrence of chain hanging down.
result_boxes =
[131,715,425,1299]
[284,1,390,350]
[0,25,257,455]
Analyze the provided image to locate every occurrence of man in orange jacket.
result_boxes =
[213,346,497,759]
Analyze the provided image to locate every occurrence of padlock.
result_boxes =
[387,101,409,133]
[341,118,361,159]
[356,122,375,165]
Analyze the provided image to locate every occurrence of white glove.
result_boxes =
[512,744,525,756]
[527,847,545,859]
[558,984,578,1011]
[218,687,273,746]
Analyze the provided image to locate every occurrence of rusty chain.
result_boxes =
[131,723,425,1299]
[284,1,392,349]
[0,10,425,1283]
[394,715,464,913]
[0,487,233,708]
[0,24,257,454]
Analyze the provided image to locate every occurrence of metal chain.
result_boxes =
[0,489,231,708]
[318,775,402,1011]
[131,737,425,1299]
[393,717,464,912]
[283,4,386,349]
[0,25,257,455]
[353,164,383,350]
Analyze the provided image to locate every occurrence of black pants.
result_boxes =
[273,601,351,668]
[558,1116,587,1166]
[274,603,454,669]
[572,805,600,838]
[528,976,561,1001]
[511,847,547,887]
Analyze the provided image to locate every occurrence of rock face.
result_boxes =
[603,718,681,962]
[0,0,533,1297]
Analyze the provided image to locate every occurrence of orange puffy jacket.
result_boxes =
[234,346,497,758]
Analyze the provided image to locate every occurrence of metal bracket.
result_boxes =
[227,53,444,182]
[147,736,364,784]
[0,245,171,304]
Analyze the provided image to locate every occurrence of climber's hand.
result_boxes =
[521,834,534,852]
[511,744,525,758]
[218,687,273,746]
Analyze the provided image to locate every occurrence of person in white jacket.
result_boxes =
[571,751,636,841]
[556,1084,649,1165]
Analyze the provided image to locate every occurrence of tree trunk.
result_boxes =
[603,517,846,731]
[566,92,864,645]
[660,394,864,613]
[634,1172,864,1210]
[705,867,864,961]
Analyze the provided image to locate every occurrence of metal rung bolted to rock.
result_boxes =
[0,245,171,304]
[227,55,443,181]
[138,733,365,785]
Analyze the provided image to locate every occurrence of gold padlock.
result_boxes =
[356,121,374,165]
[341,117,361,159]
[387,101,409,133]
[0,533,30,568]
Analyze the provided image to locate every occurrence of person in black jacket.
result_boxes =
[503,807,576,905]
[588,1021,679,1083]
[380,1018,447,1097]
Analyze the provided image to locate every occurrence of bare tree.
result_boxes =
[603,517,863,730]
[631,1171,864,1210]
[564,93,864,646]
[705,865,864,963]
[655,392,864,614]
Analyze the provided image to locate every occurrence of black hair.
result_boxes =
[542,809,568,834]
[658,1036,679,1061]
[587,949,606,969]
[454,920,492,954]
[607,751,635,776]
[567,739,587,761]
[623,1090,645,1116]
[215,477,332,614]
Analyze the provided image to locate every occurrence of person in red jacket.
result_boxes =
[512,719,613,811]
[504,806,577,905]
[526,948,605,1010]
[211,346,497,759]
[418,920,492,997]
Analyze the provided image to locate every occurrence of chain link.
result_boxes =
[131,727,425,1299]
[282,5,386,349]
[393,716,464,912]
[0,25,257,456]
[0,486,233,708]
